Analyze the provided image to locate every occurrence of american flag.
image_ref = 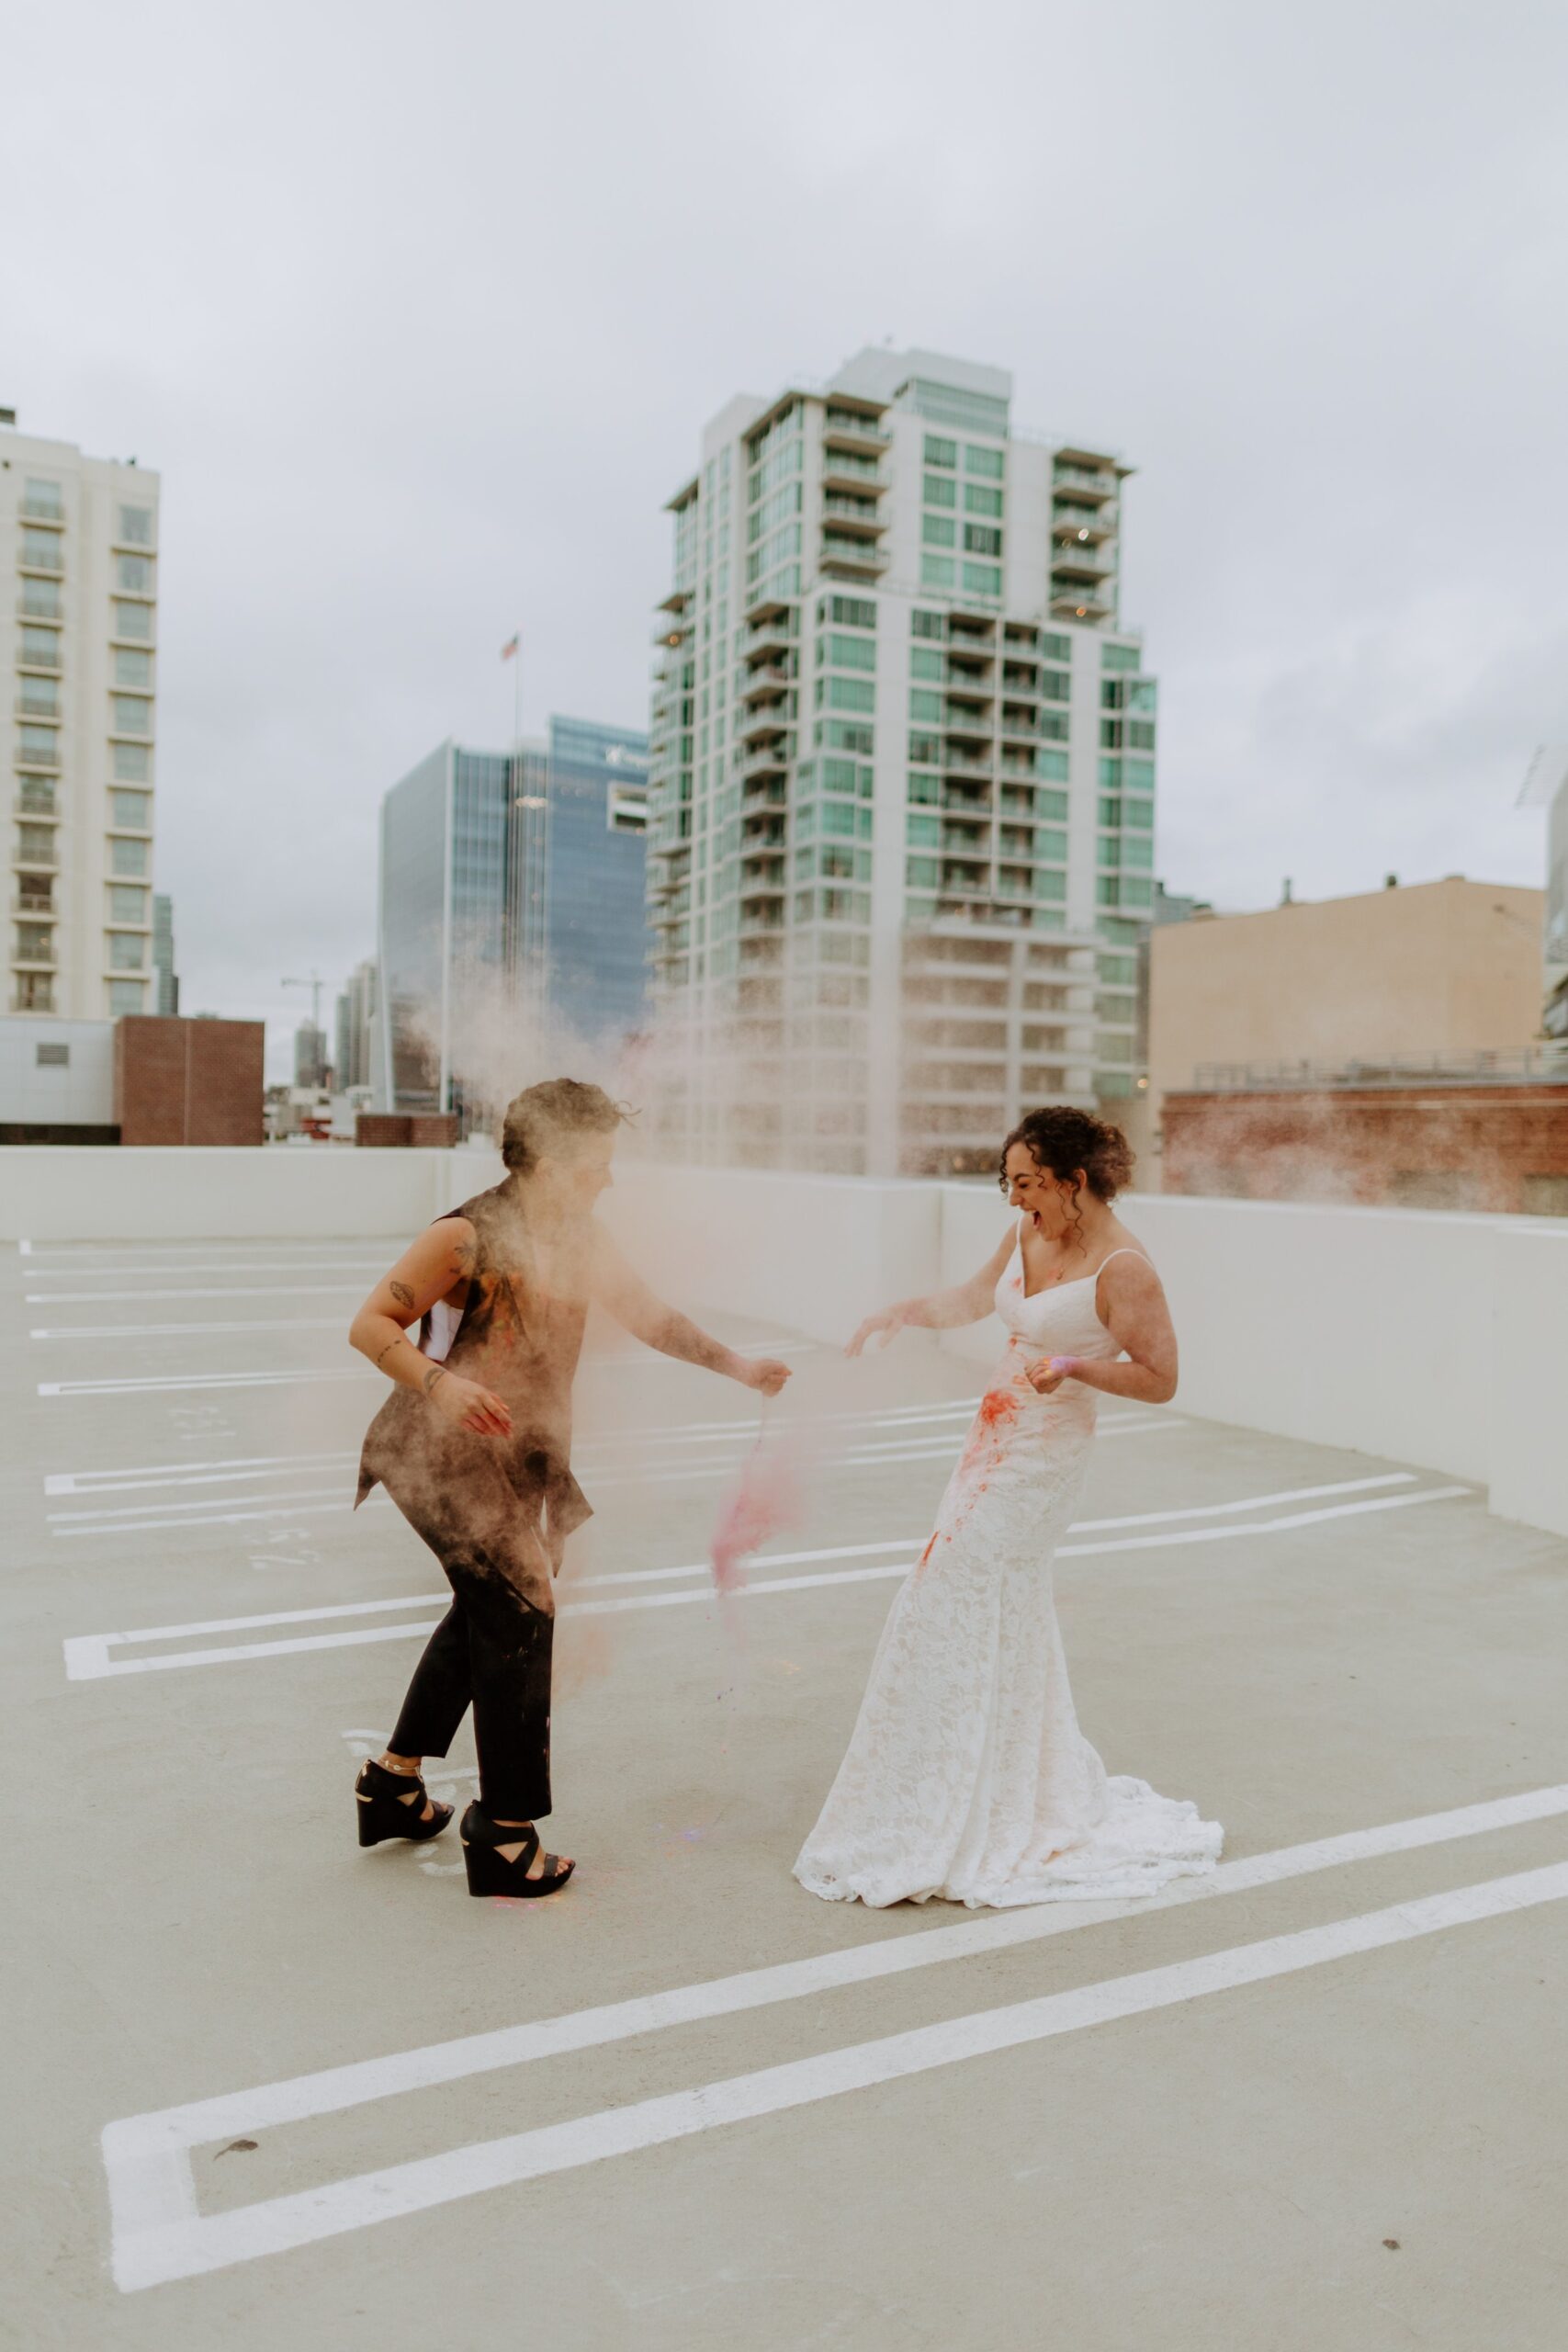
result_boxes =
[501,634,519,662]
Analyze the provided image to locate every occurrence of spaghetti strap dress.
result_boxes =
[794,1240,1223,1908]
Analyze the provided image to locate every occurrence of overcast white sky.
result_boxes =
[6,0,1565,1075]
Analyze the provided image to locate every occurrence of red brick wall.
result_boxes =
[1161,1086,1568,1214]
[355,1113,460,1148]
[114,1017,265,1147]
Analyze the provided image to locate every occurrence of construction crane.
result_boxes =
[283,971,330,1089]
[282,971,326,1032]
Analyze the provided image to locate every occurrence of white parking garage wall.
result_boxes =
[2,1147,1564,1539]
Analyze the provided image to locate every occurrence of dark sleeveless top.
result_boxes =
[354,1182,592,1541]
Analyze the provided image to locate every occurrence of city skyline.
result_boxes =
[5,2,1564,1086]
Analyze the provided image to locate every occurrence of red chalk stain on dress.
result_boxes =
[977,1390,1019,1429]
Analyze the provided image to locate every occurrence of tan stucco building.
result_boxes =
[1147,876,1545,1177]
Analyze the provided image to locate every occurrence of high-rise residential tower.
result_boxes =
[377,714,649,1123]
[152,892,178,1015]
[2,413,160,1022]
[645,346,1156,1174]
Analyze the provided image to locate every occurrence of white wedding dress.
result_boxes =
[794,1235,1224,1909]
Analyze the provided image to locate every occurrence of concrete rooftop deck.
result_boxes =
[6,1227,1568,2349]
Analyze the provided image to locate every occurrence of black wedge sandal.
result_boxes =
[355,1758,454,1847]
[459,1803,574,1898]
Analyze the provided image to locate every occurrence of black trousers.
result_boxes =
[388,1544,555,1821]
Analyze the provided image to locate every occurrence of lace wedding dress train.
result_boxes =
[794,1239,1224,1910]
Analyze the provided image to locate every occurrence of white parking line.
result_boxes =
[31,1318,354,1341]
[102,1790,1568,2290]
[43,1417,1183,1536]
[35,1340,824,1399]
[61,1481,1469,1679]
[28,1286,376,1305]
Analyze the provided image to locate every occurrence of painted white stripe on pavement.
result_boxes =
[105,1845,1568,2289]
[31,1317,353,1341]
[26,1285,377,1306]
[44,1419,1181,1537]
[61,1482,1470,1679]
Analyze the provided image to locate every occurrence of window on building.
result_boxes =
[1043,633,1072,662]
[110,836,150,877]
[1101,642,1141,672]
[18,778,55,816]
[22,481,63,520]
[907,856,940,888]
[922,514,956,548]
[109,885,149,922]
[1040,669,1070,702]
[16,922,53,961]
[818,674,874,713]
[108,979,146,1015]
[1038,788,1068,820]
[36,1041,70,1068]
[116,554,154,594]
[1123,834,1155,869]
[963,483,1003,517]
[907,813,941,848]
[821,719,874,753]
[114,648,153,689]
[1128,678,1157,711]
[911,609,944,639]
[963,524,1002,557]
[1099,954,1136,985]
[908,771,940,803]
[112,742,151,783]
[908,690,943,725]
[118,506,155,546]
[820,632,875,672]
[923,435,957,469]
[19,627,60,668]
[1124,796,1154,830]
[922,472,957,509]
[111,695,152,736]
[1036,827,1067,861]
[17,822,56,863]
[1034,869,1066,901]
[112,599,153,641]
[964,444,1005,480]
[828,596,876,628]
[909,646,944,681]
[1127,720,1156,751]
[1101,680,1124,710]
[107,931,147,970]
[1100,720,1122,749]
[20,528,62,571]
[1037,750,1068,782]
[18,677,59,717]
[18,726,59,762]
[920,556,955,590]
[1123,758,1155,792]
[21,580,62,620]
[962,562,1001,596]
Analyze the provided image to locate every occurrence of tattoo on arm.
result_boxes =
[374,1338,404,1371]
[422,1364,447,1396]
[389,1281,415,1309]
[450,1237,478,1275]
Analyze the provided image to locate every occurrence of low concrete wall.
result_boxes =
[0,1143,505,1242]
[4,1145,1564,1540]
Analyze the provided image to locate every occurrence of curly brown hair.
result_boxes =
[500,1079,635,1174]
[998,1104,1134,1203]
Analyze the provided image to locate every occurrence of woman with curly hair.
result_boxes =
[795,1104,1221,1910]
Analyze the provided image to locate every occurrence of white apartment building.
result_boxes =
[645,346,1156,1176]
[1,410,160,1022]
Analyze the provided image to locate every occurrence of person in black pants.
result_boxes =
[346,1079,790,1897]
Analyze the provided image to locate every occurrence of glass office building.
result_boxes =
[377,718,649,1121]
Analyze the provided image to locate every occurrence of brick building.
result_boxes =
[1162,1069,1568,1216]
[114,1015,264,1146]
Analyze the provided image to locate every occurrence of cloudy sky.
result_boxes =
[6,0,1565,1074]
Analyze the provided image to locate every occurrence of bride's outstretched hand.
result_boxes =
[847,1306,908,1358]
[740,1356,793,1396]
